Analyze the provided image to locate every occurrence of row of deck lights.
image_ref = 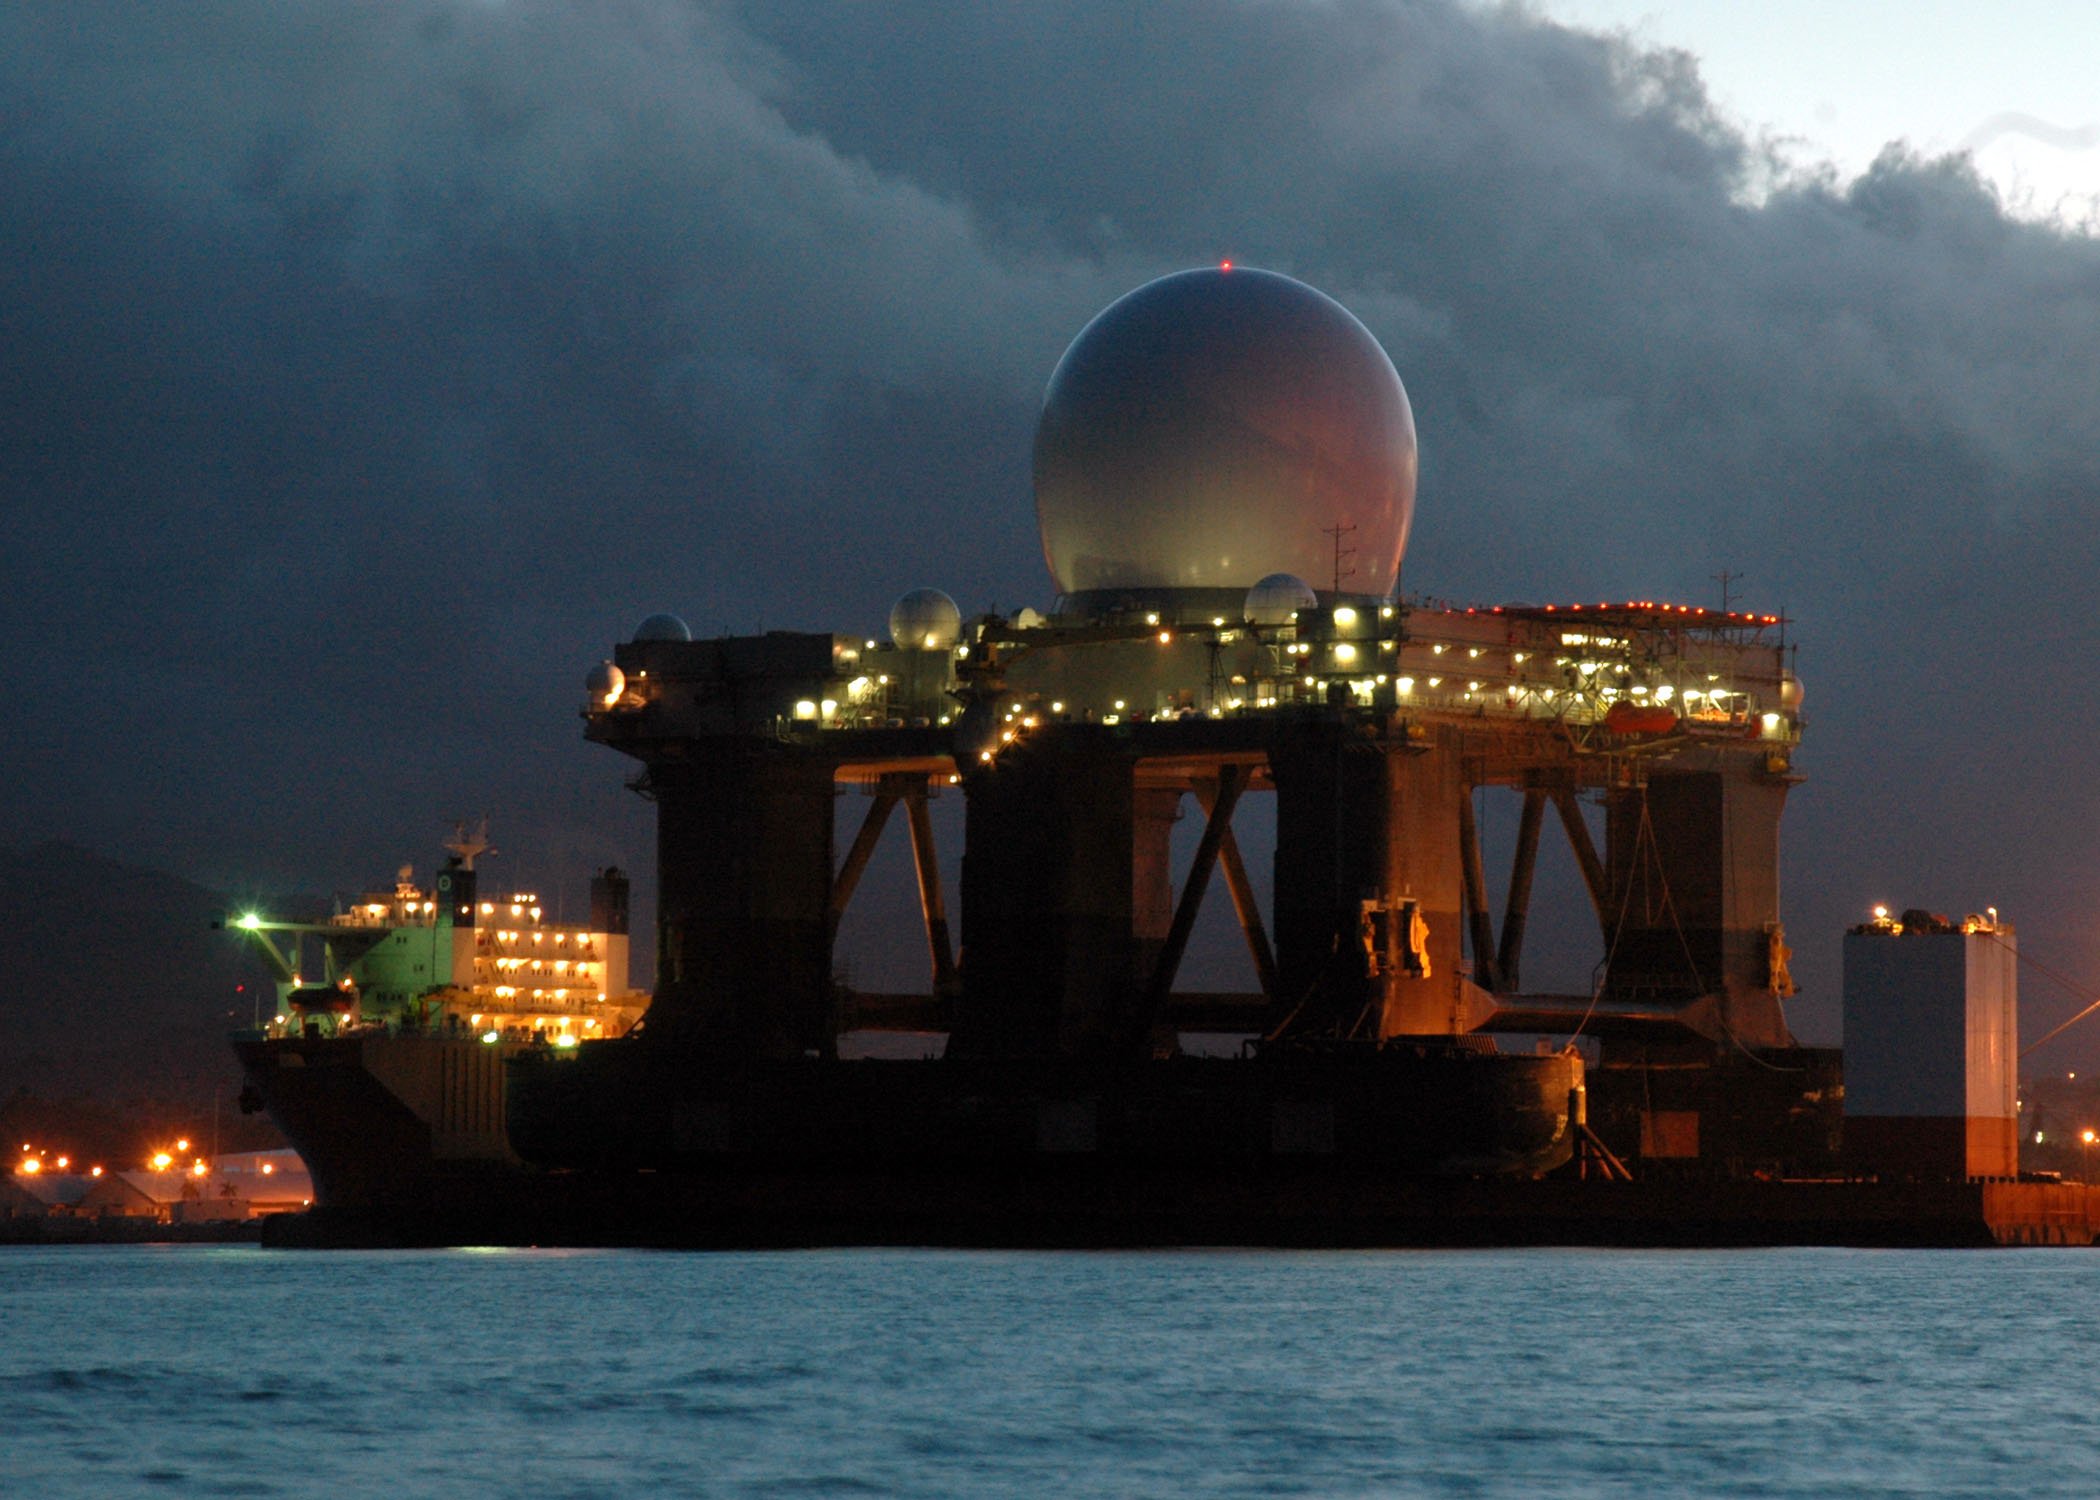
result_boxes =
[479,931,595,952]
[1459,601,1782,625]
[468,1011,598,1047]
[791,599,1779,733]
[972,679,1774,742]
[353,900,437,920]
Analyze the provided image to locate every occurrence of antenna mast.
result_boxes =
[443,815,493,870]
[1322,521,1358,595]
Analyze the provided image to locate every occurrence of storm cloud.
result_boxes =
[6,1,2099,1049]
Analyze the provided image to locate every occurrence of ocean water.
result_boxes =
[4,1246,2098,1498]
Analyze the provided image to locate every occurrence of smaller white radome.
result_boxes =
[1244,573,1321,626]
[585,661,625,704]
[889,588,962,651]
[632,613,692,643]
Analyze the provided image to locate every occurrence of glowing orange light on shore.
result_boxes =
[54,1156,68,1169]
[91,1167,104,1178]
[19,1158,40,1175]
[191,1161,209,1178]
[176,1139,190,1153]
[151,1152,174,1171]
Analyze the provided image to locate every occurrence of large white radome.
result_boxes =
[1034,267,1417,598]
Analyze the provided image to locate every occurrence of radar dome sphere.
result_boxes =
[633,613,692,643]
[1035,267,1416,598]
[889,587,962,651]
[1244,572,1320,626]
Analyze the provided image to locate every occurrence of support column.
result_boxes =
[1130,787,1182,997]
[951,728,1136,1058]
[1375,730,1468,1036]
[651,747,837,1059]
[1602,751,1795,1046]
[1270,722,1466,1039]
[1270,721,1373,1036]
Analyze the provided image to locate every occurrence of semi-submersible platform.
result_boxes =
[242,267,2095,1247]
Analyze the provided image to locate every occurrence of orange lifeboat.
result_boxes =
[1603,701,1679,736]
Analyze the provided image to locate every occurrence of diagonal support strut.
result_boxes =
[1138,765,1249,1033]
[1192,772,1277,1001]
[1497,787,1547,992]
[1552,786,1610,941]
[829,786,900,926]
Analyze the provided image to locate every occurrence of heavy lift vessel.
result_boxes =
[503,268,1824,1233]
[499,588,1816,1230]
[240,266,2083,1245]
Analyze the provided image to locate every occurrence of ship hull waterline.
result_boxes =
[237,1035,2098,1249]
[240,1034,1606,1243]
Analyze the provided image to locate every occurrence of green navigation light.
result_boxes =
[236,913,262,930]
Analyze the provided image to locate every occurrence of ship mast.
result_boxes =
[443,815,494,870]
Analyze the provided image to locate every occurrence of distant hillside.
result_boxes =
[0,841,275,1103]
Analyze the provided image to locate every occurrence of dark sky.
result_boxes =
[7,2,2100,1058]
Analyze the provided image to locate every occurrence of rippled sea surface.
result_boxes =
[6,1245,2100,1498]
